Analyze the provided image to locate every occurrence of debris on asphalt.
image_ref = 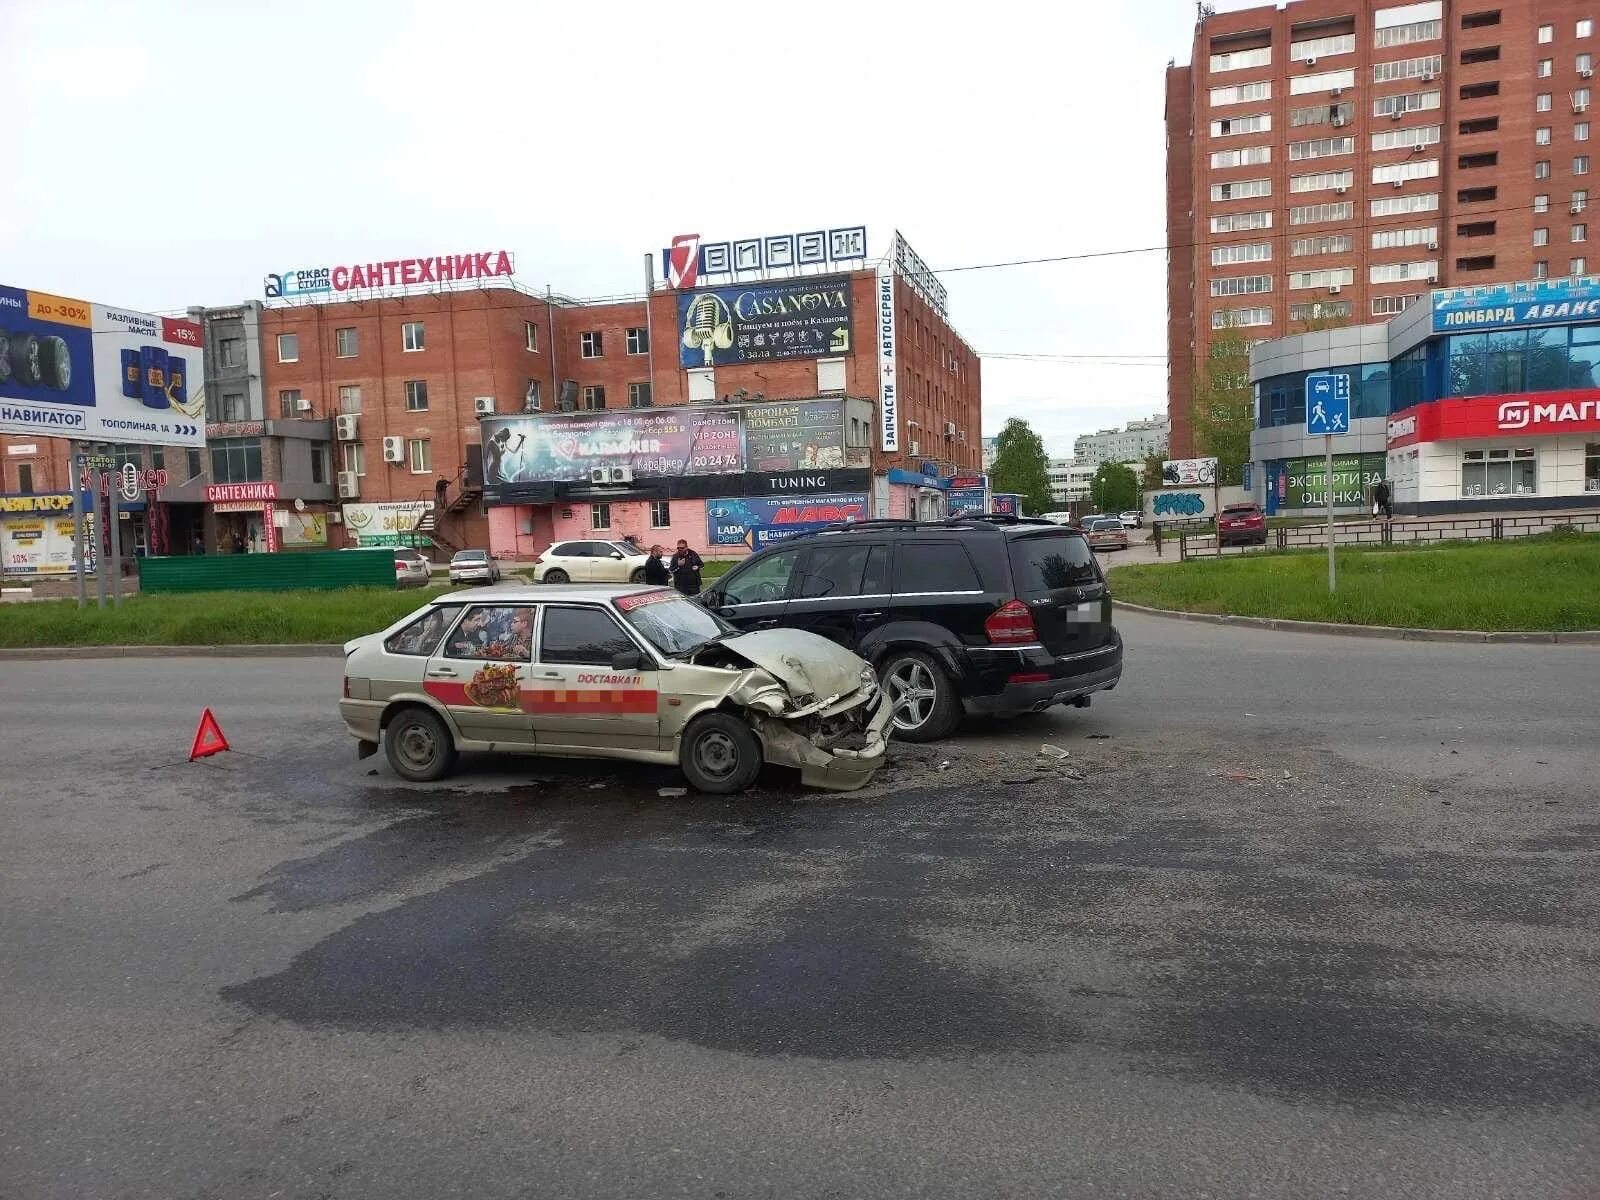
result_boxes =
[657,787,688,798]
[937,760,952,772]
[1220,770,1259,782]
[1038,744,1071,760]
[1085,733,1111,740]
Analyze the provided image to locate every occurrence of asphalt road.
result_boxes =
[3,613,1597,1199]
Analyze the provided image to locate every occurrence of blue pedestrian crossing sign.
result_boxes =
[1305,373,1351,435]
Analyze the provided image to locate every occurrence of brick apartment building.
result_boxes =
[1167,0,1600,456]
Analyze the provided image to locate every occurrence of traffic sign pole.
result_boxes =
[1325,434,1336,594]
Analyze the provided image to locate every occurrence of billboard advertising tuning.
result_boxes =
[0,284,206,448]
[678,277,853,368]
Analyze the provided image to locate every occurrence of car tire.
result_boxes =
[384,707,458,783]
[629,567,647,583]
[879,650,962,743]
[9,332,42,386]
[543,568,569,584]
[38,335,71,390]
[680,712,763,794]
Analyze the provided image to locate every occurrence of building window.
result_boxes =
[524,321,539,352]
[1535,227,1551,246]
[1291,102,1355,127]
[581,385,606,410]
[408,439,431,474]
[335,327,358,357]
[310,442,329,485]
[1291,234,1353,255]
[217,392,247,421]
[650,500,671,528]
[1579,88,1594,109]
[151,449,164,471]
[1287,137,1353,161]
[627,382,652,408]
[1210,274,1273,297]
[277,333,298,363]
[1373,90,1442,118]
[580,331,603,358]
[626,327,649,355]
[338,384,362,413]
[1209,81,1272,106]
[1579,122,1592,141]
[1290,32,1355,58]
[1578,155,1592,174]
[1576,189,1591,211]
[1540,58,1554,77]
[1371,294,1421,316]
[186,448,202,480]
[1371,192,1441,216]
[1583,19,1595,38]
[1537,160,1553,180]
[1576,223,1589,242]
[278,389,302,418]
[1586,443,1600,490]
[1211,242,1273,265]
[1370,260,1439,283]
[218,337,242,367]
[1211,306,1273,328]
[1210,177,1271,201]
[1289,68,1356,95]
[1372,55,1442,84]
[1209,45,1272,72]
[1289,169,1354,192]
[401,321,425,352]
[1461,447,1537,497]
[1574,256,1589,273]
[342,442,365,476]
[1372,125,1442,152]
[1211,209,1274,232]
[1375,19,1442,48]
[1210,145,1273,168]
[1372,226,1439,249]
[1536,193,1552,213]
[16,463,32,493]
[1534,260,1551,279]
[404,380,428,411]
[1211,112,1272,136]
[523,379,541,411]
[1538,127,1553,145]
[210,438,263,484]
[590,502,611,530]
[1539,23,1555,44]
[1288,268,1355,290]
[1538,93,1554,113]
[1290,201,1354,225]
[1582,53,1595,73]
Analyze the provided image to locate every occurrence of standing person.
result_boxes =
[1374,477,1393,521]
[669,539,704,596]
[231,531,245,554]
[643,543,671,586]
[435,477,449,508]
[192,533,205,556]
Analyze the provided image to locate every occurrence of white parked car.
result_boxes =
[532,539,650,584]
[1119,510,1143,529]
[448,549,502,586]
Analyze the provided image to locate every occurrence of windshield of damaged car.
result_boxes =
[620,594,731,656]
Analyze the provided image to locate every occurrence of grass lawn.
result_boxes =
[0,586,454,648]
[1108,532,1600,631]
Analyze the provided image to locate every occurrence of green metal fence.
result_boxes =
[138,549,395,593]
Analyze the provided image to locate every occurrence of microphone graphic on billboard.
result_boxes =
[682,294,734,366]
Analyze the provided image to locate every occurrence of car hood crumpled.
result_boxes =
[715,629,867,702]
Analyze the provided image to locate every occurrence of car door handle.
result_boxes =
[855,611,883,621]
[427,667,458,678]
[752,618,779,629]
[533,670,564,680]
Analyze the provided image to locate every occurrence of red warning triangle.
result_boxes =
[189,708,231,762]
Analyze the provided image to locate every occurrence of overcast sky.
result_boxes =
[4,0,1215,458]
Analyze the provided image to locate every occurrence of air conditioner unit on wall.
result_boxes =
[943,421,957,436]
[611,465,634,484]
[1305,56,1317,67]
[295,397,312,413]
[1391,109,1404,121]
[473,396,495,416]
[382,436,405,463]
[327,511,342,524]
[1428,240,1440,250]
[1329,285,1342,295]
[1393,179,1405,188]
[337,472,360,499]
[1421,70,1435,81]
[335,414,358,441]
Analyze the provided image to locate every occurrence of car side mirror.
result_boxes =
[716,605,737,618]
[611,551,624,559]
[611,649,648,671]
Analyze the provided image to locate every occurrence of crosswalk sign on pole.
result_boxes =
[1305,373,1351,435]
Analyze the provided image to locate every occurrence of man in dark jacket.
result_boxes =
[1373,478,1393,521]
[670,539,704,596]
[643,543,671,586]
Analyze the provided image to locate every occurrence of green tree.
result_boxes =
[1140,453,1165,491]
[988,417,1053,515]
[1191,320,1254,486]
[1088,462,1140,514]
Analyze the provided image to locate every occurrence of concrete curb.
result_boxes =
[0,644,344,661]
[1112,600,1600,645]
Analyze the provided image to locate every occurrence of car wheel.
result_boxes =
[384,707,458,783]
[629,567,647,583]
[543,567,569,584]
[680,712,763,794]
[9,332,41,386]
[38,336,71,390]
[879,650,961,742]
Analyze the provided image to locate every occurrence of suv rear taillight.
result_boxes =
[533,554,544,565]
[394,559,407,571]
[985,599,1038,645]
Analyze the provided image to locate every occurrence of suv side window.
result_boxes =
[795,542,874,599]
[722,550,800,605]
[540,606,635,665]
[892,542,981,594]
[550,542,581,558]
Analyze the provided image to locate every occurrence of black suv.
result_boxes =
[698,517,1123,741]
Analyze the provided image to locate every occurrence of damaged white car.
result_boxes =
[339,584,893,793]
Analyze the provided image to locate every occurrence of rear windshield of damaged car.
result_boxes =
[622,594,728,656]
[1008,533,1099,593]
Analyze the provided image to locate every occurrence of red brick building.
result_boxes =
[1167,0,1598,456]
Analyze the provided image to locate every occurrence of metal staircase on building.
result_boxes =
[405,464,482,560]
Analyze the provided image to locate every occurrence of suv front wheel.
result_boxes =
[879,650,961,742]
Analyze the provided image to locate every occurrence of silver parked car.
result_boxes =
[449,548,502,586]
[340,585,893,794]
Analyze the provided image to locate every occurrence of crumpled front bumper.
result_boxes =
[749,686,894,792]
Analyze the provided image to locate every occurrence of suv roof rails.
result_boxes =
[816,518,920,533]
